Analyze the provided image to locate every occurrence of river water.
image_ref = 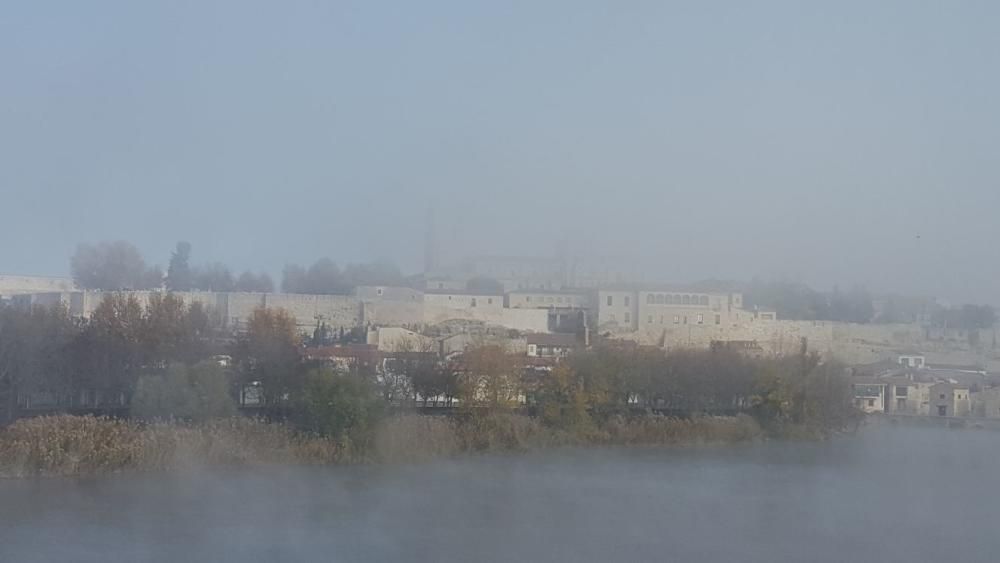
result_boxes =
[1,425,999,562]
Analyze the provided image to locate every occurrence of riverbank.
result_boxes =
[0,413,770,478]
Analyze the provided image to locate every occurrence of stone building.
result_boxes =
[972,388,1000,418]
[596,286,750,342]
[852,379,887,413]
[928,382,971,417]
[881,376,931,415]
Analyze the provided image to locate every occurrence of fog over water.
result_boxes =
[2,426,999,562]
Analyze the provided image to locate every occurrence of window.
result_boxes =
[682,295,691,305]
[438,283,444,289]
[683,316,688,324]
[673,315,680,324]
[656,294,665,305]
[940,394,946,399]
[647,294,655,304]
[487,298,493,305]
[896,386,908,397]
[376,287,384,296]
[607,295,613,306]
[699,296,709,306]
[660,316,664,324]
[624,312,631,324]
[624,295,630,307]
[715,314,721,325]
[471,298,477,307]
[868,399,875,407]
[697,314,704,324]
[648,315,653,324]
[526,296,531,303]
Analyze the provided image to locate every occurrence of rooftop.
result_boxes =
[526,333,579,347]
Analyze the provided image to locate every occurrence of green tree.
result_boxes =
[193,262,235,292]
[297,370,385,449]
[166,241,194,291]
[132,361,236,421]
[0,304,76,422]
[235,271,274,293]
[132,365,197,420]
[536,364,593,432]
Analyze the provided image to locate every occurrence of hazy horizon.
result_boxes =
[3,1,998,304]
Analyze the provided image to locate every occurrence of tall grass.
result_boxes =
[1,412,765,477]
[371,412,763,463]
[0,416,339,478]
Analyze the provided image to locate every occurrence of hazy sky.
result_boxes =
[2,1,998,303]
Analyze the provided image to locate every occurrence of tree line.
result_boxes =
[743,279,996,329]
[69,240,405,294]
[0,295,857,439]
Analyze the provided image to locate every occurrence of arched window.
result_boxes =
[647,294,655,304]
[656,294,665,305]
[699,295,709,306]
[666,294,675,304]
[682,295,691,305]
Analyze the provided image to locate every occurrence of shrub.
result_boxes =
[132,361,236,422]
[297,370,385,450]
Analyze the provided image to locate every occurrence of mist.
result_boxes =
[1,426,997,562]
[2,1,1000,303]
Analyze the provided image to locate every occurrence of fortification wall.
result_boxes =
[0,275,75,296]
[361,300,424,327]
[263,293,361,332]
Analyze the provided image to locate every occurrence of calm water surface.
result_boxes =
[2,425,999,562]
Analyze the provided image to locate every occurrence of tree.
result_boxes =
[297,370,385,450]
[930,304,997,331]
[410,361,455,407]
[341,261,404,288]
[132,365,197,420]
[283,259,403,294]
[0,303,76,422]
[303,258,346,294]
[132,361,236,421]
[141,293,209,365]
[535,364,593,432]
[233,307,302,410]
[235,271,274,293]
[281,263,308,293]
[166,241,194,291]
[193,262,235,292]
[70,240,161,290]
[460,344,523,409]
